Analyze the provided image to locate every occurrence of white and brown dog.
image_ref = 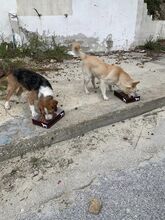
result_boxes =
[1,68,58,120]
[71,43,140,100]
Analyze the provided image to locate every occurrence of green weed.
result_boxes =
[138,38,165,52]
[0,34,70,62]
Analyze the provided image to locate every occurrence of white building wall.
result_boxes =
[0,0,165,51]
[0,1,17,39]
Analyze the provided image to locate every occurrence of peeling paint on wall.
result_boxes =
[55,33,114,53]
[104,34,113,52]
[17,29,112,54]
[55,33,100,52]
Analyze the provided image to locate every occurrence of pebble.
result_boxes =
[32,170,39,177]
[88,198,102,215]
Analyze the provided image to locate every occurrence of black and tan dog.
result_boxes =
[1,67,58,120]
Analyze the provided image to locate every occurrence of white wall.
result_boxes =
[0,0,165,51]
[0,1,17,40]
[0,0,139,51]
[18,0,139,51]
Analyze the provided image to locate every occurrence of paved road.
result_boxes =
[0,107,165,220]
[19,159,165,220]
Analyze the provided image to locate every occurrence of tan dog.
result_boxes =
[71,43,140,100]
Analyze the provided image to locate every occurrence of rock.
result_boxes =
[123,137,128,141]
[88,198,102,215]
[136,63,144,68]
[32,170,39,177]
[50,59,54,63]
[20,208,24,213]
[139,50,146,53]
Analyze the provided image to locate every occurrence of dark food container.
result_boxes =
[114,90,140,103]
[32,108,65,129]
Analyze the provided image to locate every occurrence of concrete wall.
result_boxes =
[134,0,165,47]
[0,1,17,40]
[0,0,165,51]
[17,0,72,16]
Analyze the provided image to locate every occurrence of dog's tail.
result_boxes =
[72,42,87,60]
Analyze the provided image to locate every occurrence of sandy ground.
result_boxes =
[0,51,160,126]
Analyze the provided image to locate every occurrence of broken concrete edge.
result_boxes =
[0,90,165,163]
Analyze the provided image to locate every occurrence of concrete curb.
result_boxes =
[0,84,165,162]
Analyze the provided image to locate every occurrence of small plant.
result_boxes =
[0,41,22,59]
[0,34,70,62]
[138,38,165,52]
[143,39,161,50]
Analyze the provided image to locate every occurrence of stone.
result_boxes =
[88,198,102,215]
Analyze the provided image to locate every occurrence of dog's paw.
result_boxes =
[103,96,109,101]
[85,90,90,95]
[5,101,11,109]
[32,111,39,119]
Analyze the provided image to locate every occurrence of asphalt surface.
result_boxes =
[18,158,165,220]
[0,107,164,220]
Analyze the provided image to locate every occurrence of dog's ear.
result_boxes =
[54,99,58,105]
[124,83,132,89]
[52,99,58,110]
[132,81,140,87]
[38,99,45,115]
[124,81,140,89]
